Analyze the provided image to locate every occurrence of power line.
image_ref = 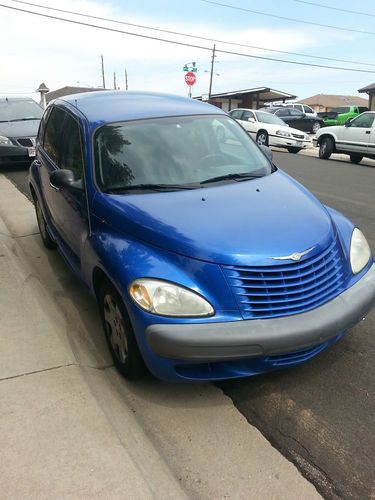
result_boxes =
[6,0,375,67]
[200,0,375,37]
[292,0,375,18]
[1,2,375,74]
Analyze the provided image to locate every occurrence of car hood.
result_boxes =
[0,119,40,138]
[258,122,309,137]
[93,170,335,266]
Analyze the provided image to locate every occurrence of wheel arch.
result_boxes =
[317,133,336,149]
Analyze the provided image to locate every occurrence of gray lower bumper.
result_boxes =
[146,263,375,361]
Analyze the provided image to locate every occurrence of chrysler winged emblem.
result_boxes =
[270,246,315,262]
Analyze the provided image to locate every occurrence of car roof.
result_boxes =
[0,97,39,103]
[53,90,225,126]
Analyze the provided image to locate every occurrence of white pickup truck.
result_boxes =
[314,112,375,164]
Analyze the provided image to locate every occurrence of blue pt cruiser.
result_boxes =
[29,91,375,382]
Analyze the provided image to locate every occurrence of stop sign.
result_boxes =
[185,72,196,86]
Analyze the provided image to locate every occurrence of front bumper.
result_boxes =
[147,263,375,362]
[270,136,312,149]
[0,144,35,166]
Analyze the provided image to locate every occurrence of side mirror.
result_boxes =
[345,119,352,127]
[247,117,256,123]
[259,145,273,162]
[300,113,306,118]
[50,169,84,193]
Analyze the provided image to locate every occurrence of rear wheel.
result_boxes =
[287,147,302,154]
[349,154,363,164]
[319,137,334,159]
[311,121,321,134]
[99,281,146,379]
[256,130,269,147]
[34,197,57,249]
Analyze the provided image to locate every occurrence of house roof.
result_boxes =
[46,86,105,103]
[195,87,296,102]
[296,94,368,107]
[358,82,375,93]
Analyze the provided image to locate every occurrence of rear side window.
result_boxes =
[43,107,66,166]
[275,108,290,117]
[60,114,84,180]
[230,109,243,119]
[290,109,304,116]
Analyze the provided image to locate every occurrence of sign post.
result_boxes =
[183,62,197,98]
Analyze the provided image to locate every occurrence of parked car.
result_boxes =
[318,105,369,127]
[29,91,375,382]
[0,97,43,167]
[229,108,312,153]
[285,103,317,118]
[315,111,375,163]
[260,106,324,134]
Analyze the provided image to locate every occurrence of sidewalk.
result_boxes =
[0,174,321,499]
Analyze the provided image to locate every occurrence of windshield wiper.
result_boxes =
[200,172,262,185]
[9,117,41,122]
[105,183,197,193]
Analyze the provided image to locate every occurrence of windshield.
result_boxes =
[255,111,286,126]
[0,99,43,122]
[94,114,272,192]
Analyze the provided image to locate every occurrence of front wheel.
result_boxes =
[287,147,302,154]
[256,131,269,147]
[319,137,334,159]
[99,281,146,379]
[350,154,363,164]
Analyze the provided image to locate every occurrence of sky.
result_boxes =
[1,0,375,103]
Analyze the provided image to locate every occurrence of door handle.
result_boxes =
[365,130,371,134]
[49,181,60,192]
[33,160,42,167]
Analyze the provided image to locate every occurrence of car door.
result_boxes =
[38,106,66,231]
[289,109,311,132]
[52,111,89,262]
[274,108,292,125]
[337,113,375,154]
[238,110,257,137]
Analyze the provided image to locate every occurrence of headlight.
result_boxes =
[129,279,214,317]
[275,130,291,137]
[0,135,12,145]
[350,228,371,274]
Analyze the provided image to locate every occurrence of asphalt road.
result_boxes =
[2,152,375,499]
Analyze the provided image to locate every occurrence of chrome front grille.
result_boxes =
[222,239,348,319]
[291,133,305,139]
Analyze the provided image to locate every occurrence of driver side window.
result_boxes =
[242,111,255,121]
[351,113,375,128]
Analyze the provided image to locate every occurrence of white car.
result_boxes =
[229,108,312,154]
[315,111,375,163]
[285,103,317,118]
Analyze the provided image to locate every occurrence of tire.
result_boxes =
[256,130,269,147]
[350,154,363,164]
[99,281,146,379]
[34,197,57,249]
[311,121,321,134]
[319,137,334,159]
[287,147,302,154]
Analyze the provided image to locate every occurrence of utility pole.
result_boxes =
[208,44,216,100]
[100,55,106,89]
[113,72,117,90]
[125,68,128,90]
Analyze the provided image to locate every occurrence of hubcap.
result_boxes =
[312,122,320,134]
[35,201,47,240]
[103,294,128,363]
[257,134,267,146]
